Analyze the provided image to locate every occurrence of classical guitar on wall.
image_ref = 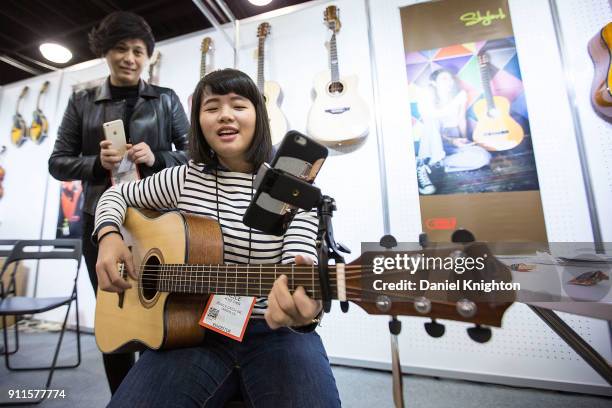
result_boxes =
[95,208,514,353]
[188,37,213,112]
[147,50,162,86]
[11,86,29,147]
[588,22,612,121]
[256,22,288,145]
[30,81,50,144]
[306,5,370,148]
[472,53,524,151]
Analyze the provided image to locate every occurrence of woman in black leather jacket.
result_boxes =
[48,11,189,395]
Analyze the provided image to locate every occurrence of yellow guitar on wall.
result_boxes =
[188,37,212,112]
[11,86,29,147]
[472,53,524,151]
[257,22,288,146]
[30,81,50,144]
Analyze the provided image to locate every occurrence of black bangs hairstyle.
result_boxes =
[189,68,273,171]
[88,11,155,57]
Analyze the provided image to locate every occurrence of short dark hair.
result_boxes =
[88,11,155,57]
[188,69,272,171]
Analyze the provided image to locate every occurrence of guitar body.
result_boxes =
[11,114,28,147]
[264,81,288,145]
[472,96,524,151]
[307,71,369,147]
[30,109,49,143]
[588,22,612,120]
[95,209,224,353]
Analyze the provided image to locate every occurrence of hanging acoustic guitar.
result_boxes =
[95,208,514,353]
[588,22,612,121]
[148,50,162,86]
[11,86,29,147]
[472,53,524,151]
[188,37,213,112]
[306,5,370,147]
[256,22,288,145]
[30,81,50,144]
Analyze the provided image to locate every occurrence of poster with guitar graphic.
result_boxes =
[401,0,547,243]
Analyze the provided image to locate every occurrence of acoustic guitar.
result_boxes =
[588,22,612,121]
[30,81,50,144]
[256,22,288,145]
[306,6,370,147]
[148,50,162,86]
[472,53,524,151]
[95,208,513,353]
[11,86,29,147]
[188,37,212,112]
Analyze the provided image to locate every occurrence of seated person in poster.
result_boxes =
[416,68,490,195]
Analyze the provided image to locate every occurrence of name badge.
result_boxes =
[199,295,256,342]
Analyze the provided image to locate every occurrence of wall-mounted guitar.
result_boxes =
[95,208,514,353]
[29,81,50,144]
[188,37,213,112]
[472,53,524,151]
[588,22,612,121]
[148,50,162,86]
[11,86,29,147]
[306,6,370,148]
[0,145,6,200]
[256,22,288,145]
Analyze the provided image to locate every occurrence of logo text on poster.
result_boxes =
[460,8,507,27]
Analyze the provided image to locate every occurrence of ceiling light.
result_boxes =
[39,43,73,64]
[248,0,273,5]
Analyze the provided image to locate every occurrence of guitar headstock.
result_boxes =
[201,37,212,54]
[18,86,29,100]
[257,22,271,39]
[324,5,341,33]
[40,81,50,94]
[344,242,515,327]
[148,51,162,85]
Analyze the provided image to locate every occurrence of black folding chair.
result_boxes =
[0,239,20,356]
[0,239,82,405]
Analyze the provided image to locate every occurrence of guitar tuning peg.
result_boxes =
[467,324,492,343]
[424,319,445,338]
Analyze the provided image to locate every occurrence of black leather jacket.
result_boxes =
[49,78,189,215]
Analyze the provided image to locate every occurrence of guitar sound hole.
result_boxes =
[142,255,161,301]
[328,82,344,94]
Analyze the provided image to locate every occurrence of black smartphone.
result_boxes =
[243,131,328,235]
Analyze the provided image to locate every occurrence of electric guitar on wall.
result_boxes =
[30,81,50,144]
[256,22,288,145]
[472,53,524,151]
[95,208,514,353]
[588,22,612,121]
[148,50,162,86]
[11,86,29,147]
[306,5,370,148]
[188,37,213,112]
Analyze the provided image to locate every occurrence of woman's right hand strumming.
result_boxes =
[96,226,137,292]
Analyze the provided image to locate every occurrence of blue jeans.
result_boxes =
[109,319,341,407]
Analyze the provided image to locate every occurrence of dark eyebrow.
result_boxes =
[202,95,248,104]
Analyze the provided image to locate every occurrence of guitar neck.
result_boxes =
[152,263,342,300]
[329,32,339,82]
[257,37,265,92]
[200,52,207,79]
[479,59,496,112]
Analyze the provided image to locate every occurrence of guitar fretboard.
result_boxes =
[478,56,496,113]
[200,52,207,79]
[153,264,337,300]
[257,37,265,92]
[329,33,339,83]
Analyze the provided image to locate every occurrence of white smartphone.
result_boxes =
[102,119,128,156]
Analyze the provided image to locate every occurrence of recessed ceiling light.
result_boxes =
[39,43,73,64]
[248,0,273,5]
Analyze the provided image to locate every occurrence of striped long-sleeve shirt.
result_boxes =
[94,161,319,314]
